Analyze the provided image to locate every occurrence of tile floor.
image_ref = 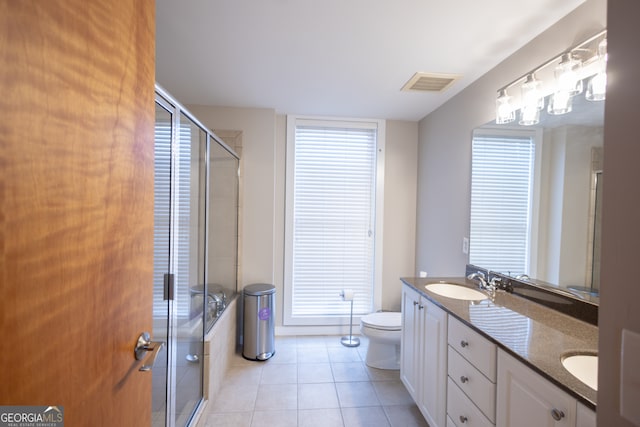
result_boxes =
[198,335,429,427]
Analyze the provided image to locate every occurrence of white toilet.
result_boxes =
[360,312,402,370]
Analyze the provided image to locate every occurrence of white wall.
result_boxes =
[187,105,277,289]
[188,106,418,329]
[415,0,607,277]
[381,120,418,311]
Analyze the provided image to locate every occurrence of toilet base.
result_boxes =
[365,341,400,370]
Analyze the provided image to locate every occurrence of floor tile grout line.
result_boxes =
[205,334,424,426]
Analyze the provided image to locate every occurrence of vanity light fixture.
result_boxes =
[555,53,583,96]
[519,74,543,126]
[548,53,582,115]
[547,89,573,115]
[495,29,607,125]
[496,89,515,124]
[586,38,607,101]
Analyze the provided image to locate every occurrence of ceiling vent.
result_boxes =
[401,72,461,92]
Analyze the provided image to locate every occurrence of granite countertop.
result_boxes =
[401,276,598,409]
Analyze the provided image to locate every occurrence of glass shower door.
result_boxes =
[152,100,172,426]
[173,113,206,425]
[153,96,207,427]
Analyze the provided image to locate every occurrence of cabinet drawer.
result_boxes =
[448,346,496,422]
[448,316,496,381]
[447,378,494,427]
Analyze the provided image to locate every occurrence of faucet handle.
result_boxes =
[489,276,514,293]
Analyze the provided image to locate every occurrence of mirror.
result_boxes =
[470,80,604,303]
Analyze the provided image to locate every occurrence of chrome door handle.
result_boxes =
[135,332,165,372]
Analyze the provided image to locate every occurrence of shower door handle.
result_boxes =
[134,332,165,372]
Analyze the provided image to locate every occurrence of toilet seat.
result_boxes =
[361,312,402,331]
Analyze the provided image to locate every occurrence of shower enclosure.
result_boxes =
[152,85,239,426]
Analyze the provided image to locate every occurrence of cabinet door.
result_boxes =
[497,349,576,427]
[400,285,420,399]
[576,403,596,427]
[419,298,448,427]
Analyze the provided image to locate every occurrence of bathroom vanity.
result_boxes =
[400,277,597,427]
[401,288,448,427]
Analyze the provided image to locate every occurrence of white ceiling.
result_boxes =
[156,0,586,122]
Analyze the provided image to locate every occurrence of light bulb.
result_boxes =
[586,72,607,101]
[519,74,542,125]
[555,53,583,96]
[519,104,540,126]
[496,89,515,124]
[586,38,607,101]
[548,90,573,115]
[521,74,544,112]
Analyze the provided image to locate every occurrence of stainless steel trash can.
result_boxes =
[243,283,276,360]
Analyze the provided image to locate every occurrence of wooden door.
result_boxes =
[0,1,155,425]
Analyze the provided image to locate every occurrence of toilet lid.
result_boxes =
[361,312,402,331]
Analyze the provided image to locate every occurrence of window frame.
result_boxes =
[283,115,385,326]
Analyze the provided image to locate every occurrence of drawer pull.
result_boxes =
[460,340,469,348]
[551,408,565,421]
[460,375,469,383]
[418,304,424,310]
[413,301,419,306]
[459,415,468,423]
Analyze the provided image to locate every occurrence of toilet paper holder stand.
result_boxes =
[339,289,360,347]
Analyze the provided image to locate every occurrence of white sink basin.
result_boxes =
[425,283,488,301]
[562,354,598,390]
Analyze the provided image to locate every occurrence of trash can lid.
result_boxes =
[244,283,275,296]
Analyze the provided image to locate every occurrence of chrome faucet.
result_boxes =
[467,271,488,290]
[488,276,502,292]
[207,292,226,318]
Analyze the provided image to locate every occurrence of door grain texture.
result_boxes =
[0,1,155,425]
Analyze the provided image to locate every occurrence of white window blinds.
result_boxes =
[285,119,380,325]
[469,132,536,276]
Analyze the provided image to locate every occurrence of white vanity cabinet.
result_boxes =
[401,284,448,427]
[576,402,596,427]
[447,316,497,427]
[497,349,578,427]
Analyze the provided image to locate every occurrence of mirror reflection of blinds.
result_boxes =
[153,120,193,319]
[469,304,531,356]
[470,134,535,276]
[290,124,377,320]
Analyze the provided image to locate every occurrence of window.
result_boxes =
[469,130,539,276]
[284,117,384,326]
